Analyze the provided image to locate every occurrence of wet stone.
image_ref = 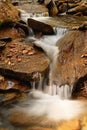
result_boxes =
[0,40,50,82]
[28,18,55,35]
[0,22,27,40]
[54,30,87,98]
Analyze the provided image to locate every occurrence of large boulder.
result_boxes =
[52,30,87,98]
[0,41,49,81]
[0,40,50,83]
[28,18,55,35]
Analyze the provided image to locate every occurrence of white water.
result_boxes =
[20,12,49,22]
[20,11,72,99]
[29,27,73,99]
[39,27,67,45]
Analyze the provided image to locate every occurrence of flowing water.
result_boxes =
[2,10,71,99]
[27,25,72,99]
[37,27,68,45]
[9,11,73,99]
[19,11,87,99]
[1,12,80,105]
[0,4,87,129]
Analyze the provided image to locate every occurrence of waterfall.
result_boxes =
[20,10,72,99]
[57,85,73,99]
[28,27,73,99]
[39,27,68,46]
[31,79,73,99]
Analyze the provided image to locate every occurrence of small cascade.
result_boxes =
[31,74,49,92]
[32,81,36,90]
[20,11,71,99]
[31,75,43,91]
[39,27,68,46]
[30,71,73,99]
[44,84,73,99]
[29,27,72,99]
[21,13,49,22]
[57,85,73,99]
[33,27,71,99]
[38,75,44,91]
[28,27,35,36]
[7,81,15,89]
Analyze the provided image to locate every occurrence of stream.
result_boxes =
[1,12,87,99]
[28,27,72,99]
[0,3,87,129]
[20,9,73,99]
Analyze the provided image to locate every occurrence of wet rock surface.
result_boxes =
[0,1,87,130]
[28,18,55,35]
[0,3,50,84]
[0,40,50,81]
[0,0,50,109]
[54,30,87,98]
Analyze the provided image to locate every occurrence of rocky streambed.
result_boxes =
[0,0,86,103]
[0,0,87,130]
[0,0,50,113]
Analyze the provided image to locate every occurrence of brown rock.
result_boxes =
[0,26,25,40]
[45,0,58,16]
[57,119,80,130]
[0,40,50,82]
[66,4,87,15]
[49,5,58,16]
[27,18,55,35]
[78,22,87,30]
[0,1,20,25]
[0,21,29,40]
[52,30,87,98]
